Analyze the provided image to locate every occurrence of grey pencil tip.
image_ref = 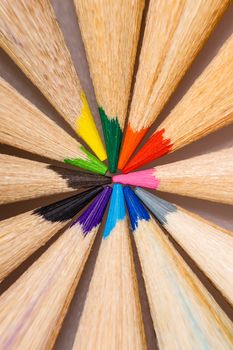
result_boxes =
[134,187,176,225]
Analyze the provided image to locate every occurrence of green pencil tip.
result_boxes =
[99,107,123,173]
[64,146,108,175]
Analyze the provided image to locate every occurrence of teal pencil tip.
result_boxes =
[64,146,108,175]
[99,107,123,173]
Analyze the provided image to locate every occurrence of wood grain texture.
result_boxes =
[161,33,233,151]
[128,0,230,131]
[0,77,88,162]
[163,206,233,306]
[122,33,233,172]
[0,0,106,159]
[74,0,144,129]
[155,147,233,204]
[134,218,233,349]
[134,187,233,307]
[0,210,65,283]
[0,223,98,350]
[0,187,101,282]
[73,219,146,350]
[0,0,82,129]
[0,154,111,204]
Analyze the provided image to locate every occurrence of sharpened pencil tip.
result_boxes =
[113,169,159,189]
[76,93,107,161]
[99,107,123,173]
[64,146,108,175]
[122,129,172,173]
[103,184,126,239]
[135,187,176,225]
[123,186,150,230]
[72,186,112,233]
[118,124,148,170]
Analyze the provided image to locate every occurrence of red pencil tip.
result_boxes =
[118,124,148,170]
[122,129,172,173]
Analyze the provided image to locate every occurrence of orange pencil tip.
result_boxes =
[122,129,172,173]
[118,124,148,170]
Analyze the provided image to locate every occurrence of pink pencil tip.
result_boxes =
[113,169,159,189]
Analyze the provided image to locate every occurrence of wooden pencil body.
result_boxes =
[122,34,233,173]
[0,0,81,130]
[124,187,233,349]
[0,78,86,162]
[74,0,144,171]
[75,0,144,130]
[0,210,65,283]
[161,33,233,151]
[118,0,230,169]
[164,206,233,305]
[135,187,233,307]
[129,0,230,131]
[134,218,233,349]
[155,147,233,204]
[0,224,98,350]
[0,154,110,204]
[0,0,106,159]
[0,187,102,282]
[73,219,145,350]
[0,78,107,174]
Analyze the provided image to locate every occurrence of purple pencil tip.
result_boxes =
[72,186,112,234]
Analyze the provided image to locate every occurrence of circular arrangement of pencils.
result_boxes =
[0,1,233,349]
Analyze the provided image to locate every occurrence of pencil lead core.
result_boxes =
[64,146,108,175]
[122,129,172,173]
[76,93,107,161]
[99,107,123,173]
[118,124,148,170]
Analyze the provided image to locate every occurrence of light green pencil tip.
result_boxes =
[64,146,108,175]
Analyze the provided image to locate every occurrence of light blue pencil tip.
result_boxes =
[103,184,126,239]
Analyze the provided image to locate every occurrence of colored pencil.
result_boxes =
[74,0,145,172]
[122,33,233,173]
[0,0,106,160]
[0,154,111,204]
[73,184,146,349]
[0,187,111,350]
[135,187,233,306]
[118,0,230,169]
[124,187,233,349]
[114,147,233,205]
[0,186,102,282]
[0,78,107,175]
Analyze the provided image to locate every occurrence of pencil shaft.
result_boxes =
[124,187,233,349]
[0,0,106,159]
[135,187,233,306]
[75,0,144,172]
[0,154,111,204]
[123,34,233,172]
[0,78,107,174]
[118,0,230,168]
[73,185,146,349]
[155,147,233,204]
[114,147,233,204]
[0,186,112,350]
[0,187,102,282]
[0,226,94,350]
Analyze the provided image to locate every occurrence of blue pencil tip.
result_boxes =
[123,186,150,231]
[103,184,126,239]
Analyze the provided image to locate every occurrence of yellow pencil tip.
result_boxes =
[76,93,107,161]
